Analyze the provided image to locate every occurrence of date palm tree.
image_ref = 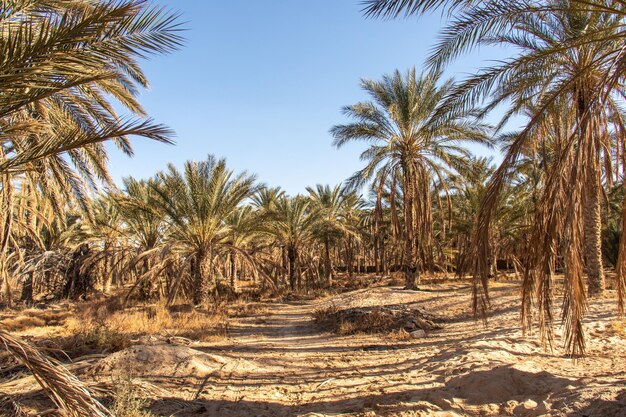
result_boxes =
[0,0,183,174]
[0,0,183,305]
[331,68,490,289]
[265,196,319,291]
[150,156,257,307]
[114,177,170,297]
[307,184,359,286]
[224,205,265,290]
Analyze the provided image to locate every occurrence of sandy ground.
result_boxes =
[3,280,626,416]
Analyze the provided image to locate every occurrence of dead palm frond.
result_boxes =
[0,330,112,417]
[0,394,28,417]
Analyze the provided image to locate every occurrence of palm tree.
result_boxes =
[0,0,183,305]
[115,177,169,297]
[331,68,490,289]
[252,187,286,211]
[224,205,264,290]
[444,157,495,274]
[69,195,125,298]
[307,184,359,286]
[252,187,290,284]
[265,196,319,291]
[150,156,257,307]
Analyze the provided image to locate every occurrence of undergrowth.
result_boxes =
[110,374,155,417]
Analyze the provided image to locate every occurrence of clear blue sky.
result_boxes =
[107,1,512,195]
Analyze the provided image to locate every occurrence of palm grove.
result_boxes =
[1,4,626,403]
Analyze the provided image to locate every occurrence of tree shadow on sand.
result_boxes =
[572,388,626,417]
[147,365,582,417]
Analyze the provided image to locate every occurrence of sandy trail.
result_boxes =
[145,282,625,417]
[3,281,625,416]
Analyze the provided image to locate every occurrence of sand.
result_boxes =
[2,280,625,416]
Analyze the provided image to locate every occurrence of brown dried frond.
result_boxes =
[0,330,112,417]
[0,395,28,417]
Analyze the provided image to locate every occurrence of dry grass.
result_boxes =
[0,308,70,332]
[0,316,46,332]
[56,304,228,356]
[286,287,341,301]
[609,319,626,337]
[227,299,270,317]
[110,376,155,417]
[61,319,134,354]
[312,304,340,323]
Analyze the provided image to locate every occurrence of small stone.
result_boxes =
[514,399,538,416]
[410,329,427,338]
[523,400,538,409]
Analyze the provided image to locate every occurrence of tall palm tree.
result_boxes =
[150,156,257,306]
[331,68,490,289]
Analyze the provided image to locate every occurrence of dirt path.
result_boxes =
[3,282,624,416]
[147,283,626,417]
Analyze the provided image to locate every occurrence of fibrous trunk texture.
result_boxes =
[193,248,212,307]
[288,246,297,291]
[403,167,419,290]
[583,167,605,296]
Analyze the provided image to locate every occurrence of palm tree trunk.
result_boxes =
[373,234,380,274]
[324,237,332,287]
[0,172,13,306]
[577,89,605,296]
[346,239,354,277]
[282,245,288,287]
[403,170,419,290]
[230,251,238,290]
[193,248,211,307]
[288,246,297,291]
[103,242,112,293]
[140,257,150,299]
[21,272,34,304]
[381,236,389,275]
[584,165,605,296]
[363,247,367,273]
